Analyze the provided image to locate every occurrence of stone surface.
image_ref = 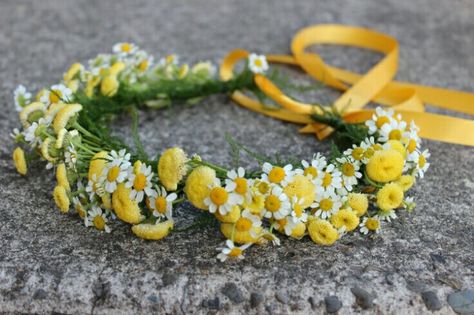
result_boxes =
[1,0,474,314]
[324,295,343,313]
[448,290,474,315]
[351,286,375,309]
[421,291,443,311]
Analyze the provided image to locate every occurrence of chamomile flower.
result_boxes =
[343,144,366,163]
[360,216,381,234]
[248,53,269,74]
[204,180,243,215]
[23,117,51,147]
[261,162,294,186]
[263,185,290,220]
[289,196,308,223]
[378,119,407,143]
[159,54,179,66]
[235,209,262,238]
[365,107,395,134]
[150,186,177,220]
[312,190,342,219]
[409,149,430,178]
[113,42,138,56]
[10,128,22,142]
[86,174,105,199]
[85,206,111,233]
[225,167,251,202]
[403,196,416,211]
[64,146,78,169]
[102,162,129,193]
[125,163,154,202]
[315,163,342,193]
[404,127,421,156]
[299,153,327,182]
[106,149,131,166]
[216,240,251,262]
[274,217,299,236]
[13,85,32,112]
[378,210,397,222]
[336,156,362,191]
[72,196,87,219]
[40,84,72,105]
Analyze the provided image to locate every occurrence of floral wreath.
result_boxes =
[11,29,432,262]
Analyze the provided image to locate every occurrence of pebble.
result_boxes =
[351,286,375,309]
[250,292,264,308]
[421,291,442,311]
[32,288,47,300]
[202,297,220,310]
[161,273,178,287]
[448,290,474,315]
[275,290,289,304]
[221,282,245,304]
[325,295,342,313]
[308,296,317,310]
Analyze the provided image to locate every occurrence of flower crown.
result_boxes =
[11,41,429,262]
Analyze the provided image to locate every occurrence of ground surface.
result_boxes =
[1,0,474,314]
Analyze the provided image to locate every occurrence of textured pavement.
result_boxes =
[1,0,474,314]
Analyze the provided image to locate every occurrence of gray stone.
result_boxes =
[202,297,220,310]
[325,295,342,313]
[351,286,375,309]
[161,273,178,287]
[421,291,442,311]
[275,290,289,304]
[250,292,264,308]
[32,289,47,300]
[221,282,245,304]
[308,296,317,310]
[448,290,474,315]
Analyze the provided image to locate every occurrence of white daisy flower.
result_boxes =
[88,53,112,71]
[378,119,407,143]
[13,85,32,112]
[365,107,396,134]
[290,196,308,223]
[409,149,430,178]
[360,216,381,235]
[298,153,327,182]
[40,84,73,105]
[225,167,251,202]
[343,144,366,164]
[261,162,294,187]
[149,186,177,220]
[23,117,52,147]
[204,179,243,215]
[403,127,421,156]
[248,53,269,74]
[86,174,105,200]
[315,163,342,193]
[85,205,111,233]
[64,145,78,169]
[106,149,131,166]
[158,54,179,67]
[378,210,397,222]
[102,151,131,193]
[235,209,262,238]
[336,156,362,191]
[125,163,154,202]
[262,185,290,220]
[216,240,251,262]
[10,128,22,140]
[113,42,138,56]
[273,216,298,236]
[311,190,342,219]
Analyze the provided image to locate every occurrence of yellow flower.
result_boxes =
[101,75,120,96]
[46,102,67,120]
[63,63,83,82]
[395,175,415,192]
[290,222,307,239]
[13,147,27,175]
[184,166,216,210]
[243,191,265,216]
[132,220,174,240]
[384,140,407,159]
[101,193,113,210]
[330,209,360,232]
[215,205,241,223]
[112,183,145,224]
[19,102,46,126]
[88,151,109,181]
[66,79,79,93]
[283,174,315,208]
[366,149,404,183]
[346,193,368,216]
[40,138,57,162]
[178,64,189,79]
[109,61,126,76]
[53,185,70,213]
[376,183,404,211]
[56,163,70,191]
[85,76,101,97]
[158,147,189,191]
[307,219,339,246]
[53,104,83,134]
[220,223,262,244]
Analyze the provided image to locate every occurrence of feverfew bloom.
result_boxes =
[409,149,430,178]
[360,216,381,234]
[225,167,251,202]
[150,186,177,220]
[290,196,308,223]
[235,209,262,238]
[263,185,290,220]
[315,163,342,193]
[365,107,396,134]
[217,240,251,262]
[248,53,269,74]
[378,119,407,143]
[378,210,397,222]
[86,174,105,199]
[13,85,32,112]
[125,163,154,202]
[113,42,138,56]
[336,156,362,191]
[102,150,131,193]
[23,117,52,147]
[261,162,294,187]
[312,190,342,219]
[299,153,327,182]
[40,84,73,105]
[204,180,243,215]
[85,206,111,233]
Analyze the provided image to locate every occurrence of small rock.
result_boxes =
[92,281,111,301]
[161,273,178,287]
[275,290,289,304]
[325,295,342,313]
[308,296,317,310]
[351,286,375,309]
[430,253,447,264]
[421,291,442,311]
[448,290,474,315]
[33,288,47,300]
[147,294,159,303]
[221,282,245,304]
[250,292,264,308]
[202,297,220,310]
[385,273,395,285]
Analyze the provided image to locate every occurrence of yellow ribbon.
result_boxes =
[220,24,474,146]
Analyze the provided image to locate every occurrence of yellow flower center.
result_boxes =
[166,55,175,63]
[304,166,318,178]
[257,181,270,194]
[234,178,248,195]
[133,173,147,191]
[121,43,131,52]
[365,218,380,230]
[373,143,383,151]
[351,147,364,160]
[265,195,281,212]
[389,129,402,140]
[363,148,375,159]
[268,167,285,183]
[294,203,303,217]
[229,248,243,257]
[407,139,417,153]
[138,60,149,72]
[49,89,62,103]
[75,204,86,218]
[107,166,121,182]
[155,196,167,214]
[93,215,105,230]
[341,163,355,177]
[419,155,426,168]
[376,116,390,128]
[210,187,228,206]
[322,173,332,187]
[254,59,263,67]
[319,198,333,212]
[277,218,287,227]
[236,217,252,231]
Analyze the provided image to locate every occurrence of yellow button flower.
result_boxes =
[283,174,315,208]
[53,104,83,134]
[112,183,145,224]
[366,149,404,183]
[158,147,189,191]
[220,223,262,244]
[346,193,368,217]
[307,219,339,246]
[330,209,360,232]
[184,166,216,210]
[53,185,70,213]
[376,183,404,211]
[395,175,415,192]
[88,151,109,181]
[56,163,70,191]
[101,75,120,97]
[132,220,174,240]
[63,63,83,82]
[215,205,241,223]
[13,147,27,175]
[384,140,407,158]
